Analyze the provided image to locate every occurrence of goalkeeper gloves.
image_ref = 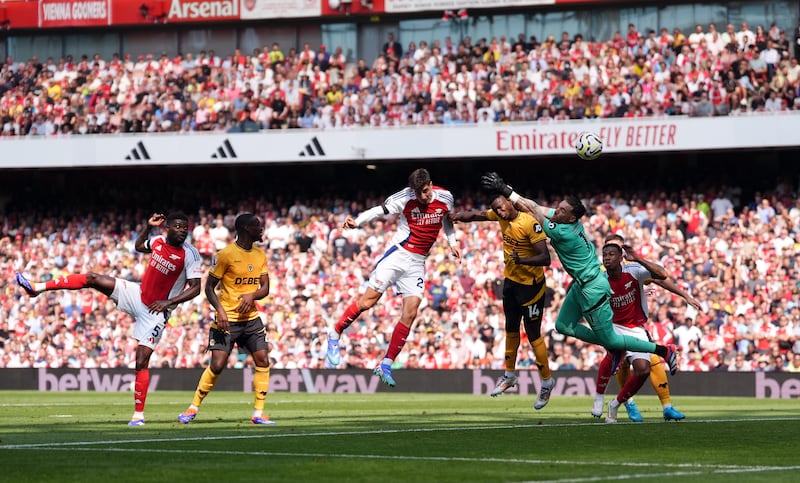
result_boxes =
[480,172,513,198]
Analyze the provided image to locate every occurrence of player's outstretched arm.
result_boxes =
[623,244,668,280]
[652,277,703,311]
[442,215,462,264]
[449,210,489,223]
[480,172,551,223]
[347,204,388,229]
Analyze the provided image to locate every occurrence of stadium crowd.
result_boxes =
[1,20,800,135]
[1,179,800,374]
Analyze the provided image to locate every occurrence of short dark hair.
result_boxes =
[565,196,586,219]
[166,212,188,223]
[234,213,258,233]
[408,168,432,193]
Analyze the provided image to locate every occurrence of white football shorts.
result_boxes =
[612,324,651,363]
[111,278,168,350]
[368,245,426,298]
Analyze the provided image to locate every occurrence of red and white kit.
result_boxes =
[357,186,456,298]
[113,235,203,349]
[607,262,652,361]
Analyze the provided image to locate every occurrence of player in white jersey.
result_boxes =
[16,212,203,426]
[325,168,461,386]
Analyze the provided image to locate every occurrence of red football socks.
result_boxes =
[386,323,411,361]
[45,274,88,291]
[334,302,364,334]
[134,369,149,413]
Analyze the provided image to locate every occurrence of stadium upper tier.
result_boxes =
[1,22,798,136]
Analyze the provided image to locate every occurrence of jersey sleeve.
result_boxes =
[625,262,652,284]
[436,188,455,211]
[143,235,166,252]
[542,219,562,241]
[258,250,269,276]
[383,188,412,214]
[184,245,204,280]
[530,218,546,243]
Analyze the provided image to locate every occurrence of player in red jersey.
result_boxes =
[325,168,461,386]
[594,233,693,422]
[16,212,203,426]
[594,237,669,423]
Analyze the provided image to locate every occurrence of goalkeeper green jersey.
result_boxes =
[542,211,601,287]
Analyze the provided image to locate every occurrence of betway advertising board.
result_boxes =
[0,114,798,168]
[1,368,799,398]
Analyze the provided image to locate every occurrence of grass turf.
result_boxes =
[0,391,798,482]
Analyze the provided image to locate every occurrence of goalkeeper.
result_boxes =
[480,172,678,375]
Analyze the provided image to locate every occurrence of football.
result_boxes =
[575,131,603,160]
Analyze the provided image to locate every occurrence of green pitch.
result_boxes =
[0,391,797,482]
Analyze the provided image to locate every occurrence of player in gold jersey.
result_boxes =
[451,193,555,409]
[178,213,275,425]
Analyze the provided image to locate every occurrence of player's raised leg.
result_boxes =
[16,271,116,298]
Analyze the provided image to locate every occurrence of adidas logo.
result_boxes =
[299,137,326,157]
[125,141,151,160]
[211,139,237,159]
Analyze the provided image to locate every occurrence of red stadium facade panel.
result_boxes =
[39,0,110,27]
[1,0,573,28]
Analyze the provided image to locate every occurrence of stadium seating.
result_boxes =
[0,21,798,136]
[1,185,798,372]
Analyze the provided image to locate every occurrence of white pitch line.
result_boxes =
[516,464,800,483]
[3,416,800,450]
[0,397,446,408]
[15,446,800,477]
